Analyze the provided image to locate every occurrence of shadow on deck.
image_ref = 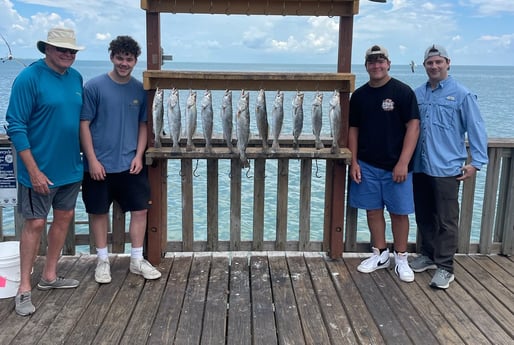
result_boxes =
[0,253,513,345]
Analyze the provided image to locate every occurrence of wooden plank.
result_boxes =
[230,159,242,250]
[371,266,438,345]
[268,254,306,345]
[93,263,145,344]
[475,256,514,296]
[201,255,230,344]
[120,259,171,345]
[207,159,219,251]
[276,159,289,250]
[5,256,82,345]
[480,147,502,253]
[227,254,252,345]
[286,254,331,344]
[147,255,193,345]
[252,158,266,250]
[458,172,476,253]
[299,160,312,250]
[143,70,355,93]
[445,267,513,344]
[344,257,413,344]
[394,269,463,344]
[141,0,359,17]
[181,159,194,251]
[415,270,492,345]
[174,254,211,344]
[500,153,514,255]
[34,256,97,345]
[111,201,126,253]
[454,257,514,337]
[64,256,130,345]
[250,255,277,345]
[305,255,358,344]
[145,146,352,164]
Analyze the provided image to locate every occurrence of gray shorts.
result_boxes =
[17,182,81,219]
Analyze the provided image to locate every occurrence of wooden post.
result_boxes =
[327,16,353,259]
[145,11,166,264]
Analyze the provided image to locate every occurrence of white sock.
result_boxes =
[96,247,109,261]
[131,247,143,260]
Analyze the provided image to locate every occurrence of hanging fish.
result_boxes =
[201,89,214,153]
[311,91,324,150]
[236,89,250,169]
[168,88,181,152]
[152,87,164,148]
[271,90,284,152]
[220,89,234,152]
[255,89,269,151]
[292,90,304,151]
[185,89,197,151]
[329,90,341,154]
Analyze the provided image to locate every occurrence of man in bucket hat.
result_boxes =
[6,27,85,316]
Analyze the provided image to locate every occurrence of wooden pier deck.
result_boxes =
[0,253,512,345]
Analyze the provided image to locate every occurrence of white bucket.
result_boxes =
[0,241,20,299]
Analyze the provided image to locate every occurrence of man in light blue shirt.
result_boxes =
[411,45,488,289]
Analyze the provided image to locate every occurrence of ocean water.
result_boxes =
[1,59,512,247]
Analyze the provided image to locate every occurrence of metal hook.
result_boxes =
[245,165,253,178]
[282,0,286,16]
[225,0,230,15]
[314,160,322,178]
[265,0,269,15]
[193,159,200,177]
[189,0,195,14]
[210,0,214,14]
[296,1,302,16]
[246,0,250,16]
[328,0,334,18]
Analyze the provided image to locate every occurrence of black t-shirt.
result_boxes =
[349,77,420,171]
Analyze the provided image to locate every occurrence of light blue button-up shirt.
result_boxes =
[413,76,488,177]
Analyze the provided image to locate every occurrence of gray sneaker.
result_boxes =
[410,255,437,272]
[37,277,80,290]
[430,268,455,289]
[15,291,35,316]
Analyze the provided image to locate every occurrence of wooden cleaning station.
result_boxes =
[142,0,357,264]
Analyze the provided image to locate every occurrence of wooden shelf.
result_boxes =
[143,70,354,92]
[141,0,359,17]
[145,146,351,165]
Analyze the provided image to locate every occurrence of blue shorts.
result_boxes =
[82,168,150,214]
[349,160,414,215]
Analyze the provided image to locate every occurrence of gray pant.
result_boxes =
[413,173,461,273]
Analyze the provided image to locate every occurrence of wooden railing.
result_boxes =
[1,136,513,257]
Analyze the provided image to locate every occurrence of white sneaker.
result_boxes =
[130,258,162,280]
[394,252,415,283]
[95,259,112,284]
[357,247,390,273]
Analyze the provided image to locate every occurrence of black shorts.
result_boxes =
[82,168,150,214]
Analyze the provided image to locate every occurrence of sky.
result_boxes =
[0,0,513,66]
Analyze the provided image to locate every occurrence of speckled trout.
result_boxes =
[168,88,181,152]
[329,90,341,154]
[152,87,164,148]
[201,89,213,153]
[220,89,234,152]
[185,89,197,151]
[311,91,324,150]
[236,89,250,168]
[255,89,269,151]
[271,91,284,151]
[292,90,304,151]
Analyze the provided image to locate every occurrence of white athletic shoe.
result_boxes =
[394,252,415,282]
[357,247,390,273]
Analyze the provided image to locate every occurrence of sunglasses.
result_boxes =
[54,46,78,55]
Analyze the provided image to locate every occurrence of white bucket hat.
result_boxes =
[37,27,85,54]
